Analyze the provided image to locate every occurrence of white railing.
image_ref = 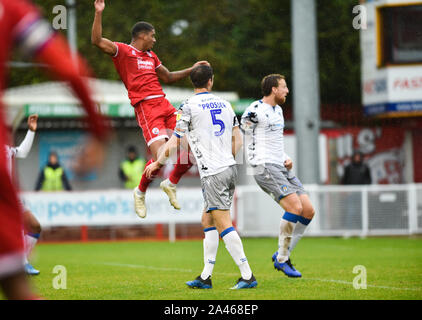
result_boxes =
[21,188,203,242]
[21,184,422,240]
[235,184,422,237]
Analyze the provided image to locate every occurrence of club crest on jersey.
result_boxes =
[281,185,288,193]
[152,127,159,135]
[132,50,136,55]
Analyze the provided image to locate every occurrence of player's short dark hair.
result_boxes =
[131,21,154,38]
[190,65,213,88]
[261,74,285,96]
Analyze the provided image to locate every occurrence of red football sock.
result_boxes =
[169,152,193,185]
[138,159,162,192]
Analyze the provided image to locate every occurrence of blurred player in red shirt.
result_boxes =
[0,0,110,299]
[92,0,209,218]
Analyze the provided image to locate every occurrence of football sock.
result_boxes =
[200,227,219,280]
[135,188,145,196]
[169,152,193,185]
[221,227,252,280]
[161,178,175,188]
[138,159,161,192]
[288,216,312,253]
[277,212,299,263]
[24,233,40,263]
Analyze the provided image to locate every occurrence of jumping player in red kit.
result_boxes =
[91,0,209,218]
[0,0,110,299]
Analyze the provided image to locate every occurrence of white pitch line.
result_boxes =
[101,262,239,277]
[101,262,193,273]
[303,278,422,292]
[101,262,422,292]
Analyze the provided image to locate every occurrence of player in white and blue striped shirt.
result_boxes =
[4,115,41,276]
[241,74,316,278]
[145,65,257,289]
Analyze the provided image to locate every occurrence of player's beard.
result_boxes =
[276,96,286,105]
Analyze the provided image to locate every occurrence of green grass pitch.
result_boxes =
[3,237,422,300]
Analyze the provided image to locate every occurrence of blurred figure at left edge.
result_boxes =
[0,0,111,299]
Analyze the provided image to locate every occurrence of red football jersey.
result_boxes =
[1,0,109,141]
[112,42,165,106]
[0,0,44,94]
[0,0,42,266]
[0,0,109,270]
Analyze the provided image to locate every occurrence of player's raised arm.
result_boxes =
[15,115,38,159]
[156,61,210,84]
[91,0,117,56]
[27,114,38,132]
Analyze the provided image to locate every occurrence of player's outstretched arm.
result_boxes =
[144,136,181,178]
[35,35,109,141]
[156,61,210,84]
[91,0,117,56]
[34,34,110,175]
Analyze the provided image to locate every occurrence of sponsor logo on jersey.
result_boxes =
[137,57,154,70]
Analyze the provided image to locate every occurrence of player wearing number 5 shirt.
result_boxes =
[145,65,257,290]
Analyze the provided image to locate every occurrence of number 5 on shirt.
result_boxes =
[210,109,225,136]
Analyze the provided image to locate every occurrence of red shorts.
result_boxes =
[0,120,25,277]
[134,97,177,146]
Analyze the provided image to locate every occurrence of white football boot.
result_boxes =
[160,179,181,210]
[133,188,147,218]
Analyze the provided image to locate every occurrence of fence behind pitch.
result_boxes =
[235,184,422,237]
[21,184,422,240]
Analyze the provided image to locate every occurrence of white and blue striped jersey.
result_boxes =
[174,92,238,178]
[4,130,35,177]
[241,100,290,167]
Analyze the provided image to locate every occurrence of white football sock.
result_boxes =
[289,216,312,253]
[166,178,176,187]
[25,233,39,262]
[200,228,219,280]
[277,212,299,263]
[135,187,145,196]
[221,227,252,280]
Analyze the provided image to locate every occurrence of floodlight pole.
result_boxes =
[66,0,77,57]
[291,0,321,184]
